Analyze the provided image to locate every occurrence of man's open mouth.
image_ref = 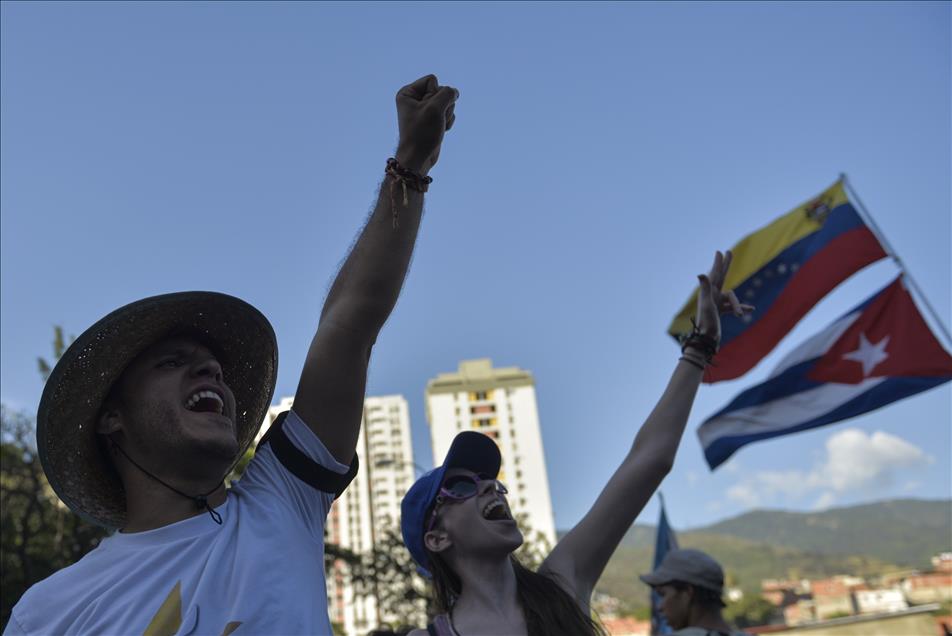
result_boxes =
[184,390,225,415]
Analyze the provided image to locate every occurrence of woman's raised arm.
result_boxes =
[539,251,752,606]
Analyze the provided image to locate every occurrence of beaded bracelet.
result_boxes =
[385,158,432,228]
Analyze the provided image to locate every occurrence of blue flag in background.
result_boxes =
[650,495,679,635]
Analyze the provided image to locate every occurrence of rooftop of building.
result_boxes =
[425,358,535,395]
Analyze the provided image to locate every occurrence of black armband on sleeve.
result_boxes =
[260,411,358,499]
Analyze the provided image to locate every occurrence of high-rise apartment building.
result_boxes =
[424,359,557,548]
[259,394,420,636]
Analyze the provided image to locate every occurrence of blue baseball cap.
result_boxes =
[400,431,501,577]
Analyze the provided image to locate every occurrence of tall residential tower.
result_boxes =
[424,359,557,547]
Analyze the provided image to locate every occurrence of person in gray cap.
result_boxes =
[641,548,750,636]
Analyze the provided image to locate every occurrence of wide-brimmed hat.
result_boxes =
[36,291,278,529]
[400,431,501,577]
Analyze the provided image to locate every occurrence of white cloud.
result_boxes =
[724,429,931,509]
[812,492,836,510]
[721,459,742,475]
[822,429,928,492]
[726,483,759,507]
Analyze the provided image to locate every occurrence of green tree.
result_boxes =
[36,325,73,383]
[1,326,110,631]
[513,512,552,570]
[723,595,777,628]
[1,406,110,630]
[353,528,431,630]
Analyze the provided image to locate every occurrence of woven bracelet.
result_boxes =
[385,158,432,228]
[679,317,719,365]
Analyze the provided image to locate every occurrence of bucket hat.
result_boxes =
[36,291,278,529]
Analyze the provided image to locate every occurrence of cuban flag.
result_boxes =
[698,276,952,470]
[668,180,887,382]
[650,495,679,635]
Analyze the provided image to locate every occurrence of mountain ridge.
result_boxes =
[553,498,951,612]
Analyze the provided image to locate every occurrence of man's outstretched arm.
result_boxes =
[292,75,458,464]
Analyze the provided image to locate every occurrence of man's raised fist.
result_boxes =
[394,74,458,176]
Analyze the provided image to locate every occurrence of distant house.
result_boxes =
[901,572,952,604]
[761,578,811,612]
[810,576,864,620]
[853,587,907,615]
[761,579,803,607]
[782,599,816,626]
[599,616,650,636]
[932,552,952,573]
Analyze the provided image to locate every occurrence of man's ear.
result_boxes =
[423,529,452,554]
[97,405,123,436]
[686,584,698,604]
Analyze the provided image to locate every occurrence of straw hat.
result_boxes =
[36,291,278,529]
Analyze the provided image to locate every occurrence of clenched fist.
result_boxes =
[394,74,458,176]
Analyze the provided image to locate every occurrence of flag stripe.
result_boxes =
[707,222,885,381]
[719,204,874,345]
[701,364,884,439]
[701,375,950,469]
[706,358,837,419]
[668,181,853,338]
[720,182,852,283]
[768,311,862,379]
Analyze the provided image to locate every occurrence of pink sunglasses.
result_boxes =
[426,474,508,531]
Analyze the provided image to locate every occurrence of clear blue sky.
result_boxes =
[2,1,949,532]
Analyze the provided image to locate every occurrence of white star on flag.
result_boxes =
[842,332,890,377]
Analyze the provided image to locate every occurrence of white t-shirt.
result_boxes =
[5,410,350,636]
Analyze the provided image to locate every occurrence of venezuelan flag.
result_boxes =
[668,180,887,383]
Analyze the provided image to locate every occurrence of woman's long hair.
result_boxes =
[427,551,607,636]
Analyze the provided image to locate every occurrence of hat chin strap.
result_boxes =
[111,441,224,525]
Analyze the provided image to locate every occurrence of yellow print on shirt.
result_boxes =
[142,582,242,636]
